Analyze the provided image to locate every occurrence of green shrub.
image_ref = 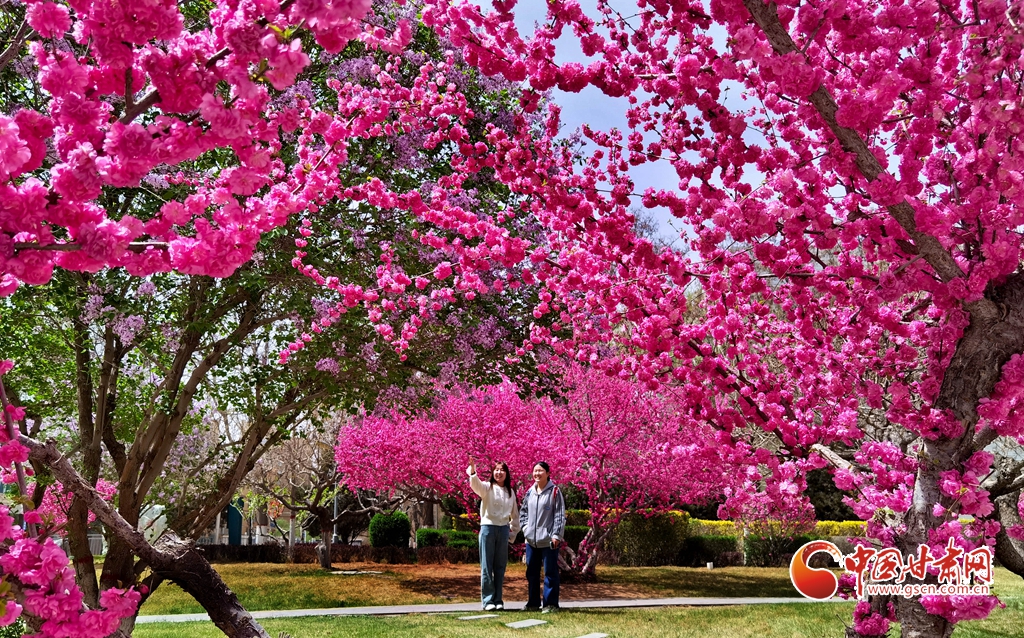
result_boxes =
[453,514,476,532]
[0,620,25,638]
[815,520,867,537]
[566,509,591,526]
[369,512,411,548]
[443,530,477,545]
[610,512,688,566]
[677,535,739,567]
[689,519,737,536]
[561,484,590,509]
[416,528,446,548]
[418,546,478,564]
[444,529,478,550]
[562,525,589,551]
[744,533,820,567]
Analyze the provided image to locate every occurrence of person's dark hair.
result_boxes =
[489,461,514,497]
[534,461,550,475]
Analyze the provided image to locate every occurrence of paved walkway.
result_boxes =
[137,597,832,624]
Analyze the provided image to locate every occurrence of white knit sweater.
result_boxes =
[468,468,521,536]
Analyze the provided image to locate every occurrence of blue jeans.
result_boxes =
[525,543,559,608]
[479,524,509,606]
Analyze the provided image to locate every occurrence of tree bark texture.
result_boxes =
[995,491,1024,578]
[318,515,334,570]
[25,436,271,638]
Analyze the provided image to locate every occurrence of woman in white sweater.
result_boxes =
[467,457,521,611]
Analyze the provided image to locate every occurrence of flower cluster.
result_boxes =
[920,594,1004,624]
[852,600,895,636]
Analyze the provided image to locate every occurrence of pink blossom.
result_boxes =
[433,262,453,280]
[920,595,1003,623]
[0,441,29,469]
[0,116,30,181]
[26,2,72,39]
[0,600,22,627]
[264,39,312,90]
[852,600,893,636]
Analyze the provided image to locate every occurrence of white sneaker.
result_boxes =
[484,603,497,611]
[495,603,504,610]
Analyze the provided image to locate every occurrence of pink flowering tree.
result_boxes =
[1,0,1023,635]
[336,364,741,579]
[0,363,140,638]
[336,2,1020,636]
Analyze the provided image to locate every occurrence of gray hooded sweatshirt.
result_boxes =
[519,480,566,548]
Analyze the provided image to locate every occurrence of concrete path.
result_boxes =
[136,596,831,624]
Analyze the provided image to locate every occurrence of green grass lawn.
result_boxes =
[138,563,455,615]
[131,600,1024,638]
[139,564,800,616]
[599,565,800,598]
[135,605,858,638]
[134,565,1024,637]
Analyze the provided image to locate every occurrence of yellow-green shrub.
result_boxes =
[689,519,737,536]
[815,521,866,537]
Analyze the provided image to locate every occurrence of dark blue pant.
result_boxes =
[525,543,560,608]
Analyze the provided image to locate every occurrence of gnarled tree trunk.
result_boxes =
[26,436,271,638]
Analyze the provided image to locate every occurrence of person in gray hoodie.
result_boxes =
[518,461,566,613]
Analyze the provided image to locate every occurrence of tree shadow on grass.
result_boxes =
[598,567,801,598]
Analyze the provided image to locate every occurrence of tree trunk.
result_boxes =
[894,596,953,638]
[26,436,270,638]
[557,544,598,582]
[317,520,334,570]
[995,491,1024,578]
[288,513,296,563]
[66,497,100,607]
[739,0,1024,629]
[154,535,272,638]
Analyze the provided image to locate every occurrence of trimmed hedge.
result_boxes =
[416,528,446,548]
[609,512,688,567]
[445,530,478,544]
[290,543,415,564]
[566,509,591,526]
[676,535,739,567]
[197,544,283,563]
[416,528,482,549]
[744,533,820,567]
[417,546,478,564]
[814,521,867,537]
[369,512,411,548]
[688,519,736,536]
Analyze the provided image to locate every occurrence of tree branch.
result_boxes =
[0,19,31,74]
[741,0,998,321]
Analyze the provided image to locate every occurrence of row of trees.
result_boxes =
[336,364,745,579]
[0,0,1022,637]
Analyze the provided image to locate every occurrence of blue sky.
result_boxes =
[506,1,691,244]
